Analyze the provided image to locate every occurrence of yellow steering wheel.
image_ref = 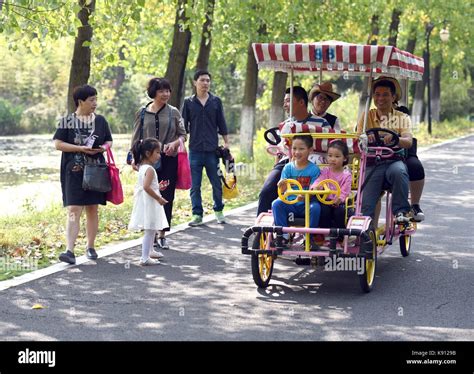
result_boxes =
[314,179,341,205]
[277,179,303,205]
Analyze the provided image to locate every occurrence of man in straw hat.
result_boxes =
[356,76,413,224]
[308,82,341,130]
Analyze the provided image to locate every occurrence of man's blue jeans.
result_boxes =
[361,160,410,218]
[189,150,224,217]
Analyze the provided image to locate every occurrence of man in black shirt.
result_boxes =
[182,70,229,226]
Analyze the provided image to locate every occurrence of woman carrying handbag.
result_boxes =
[129,78,187,250]
[53,85,113,264]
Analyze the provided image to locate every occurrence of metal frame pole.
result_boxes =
[289,67,294,120]
[362,67,374,133]
[426,28,432,135]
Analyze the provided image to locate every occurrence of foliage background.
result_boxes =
[0,0,472,136]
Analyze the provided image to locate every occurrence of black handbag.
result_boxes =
[82,157,112,192]
[74,126,111,192]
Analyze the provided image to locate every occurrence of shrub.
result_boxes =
[0,98,24,135]
[19,101,63,134]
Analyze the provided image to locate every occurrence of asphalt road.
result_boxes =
[0,135,473,341]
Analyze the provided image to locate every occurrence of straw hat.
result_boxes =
[372,76,402,102]
[309,82,341,102]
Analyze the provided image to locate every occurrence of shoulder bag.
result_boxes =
[74,127,112,193]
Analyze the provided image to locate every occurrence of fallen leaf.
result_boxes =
[12,248,26,257]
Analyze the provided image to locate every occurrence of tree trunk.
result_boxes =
[66,0,95,113]
[412,49,428,125]
[269,71,287,128]
[403,31,417,109]
[239,42,259,159]
[387,8,402,47]
[431,63,442,122]
[405,34,417,54]
[113,45,126,95]
[195,0,215,71]
[358,15,379,120]
[165,0,192,109]
[188,0,214,101]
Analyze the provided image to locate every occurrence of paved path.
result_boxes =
[0,135,473,341]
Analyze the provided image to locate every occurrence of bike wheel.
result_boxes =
[359,229,377,293]
[251,233,274,288]
[399,234,411,257]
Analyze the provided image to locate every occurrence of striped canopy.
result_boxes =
[253,41,424,80]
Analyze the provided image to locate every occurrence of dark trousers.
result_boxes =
[257,160,287,216]
[157,153,178,231]
[319,204,347,229]
[189,150,224,216]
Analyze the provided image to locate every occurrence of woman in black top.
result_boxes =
[53,85,113,264]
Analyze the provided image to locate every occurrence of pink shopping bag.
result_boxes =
[105,147,124,205]
[176,138,191,190]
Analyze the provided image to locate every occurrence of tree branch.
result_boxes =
[10,8,61,32]
[2,1,65,13]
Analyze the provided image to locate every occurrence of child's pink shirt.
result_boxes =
[311,167,352,202]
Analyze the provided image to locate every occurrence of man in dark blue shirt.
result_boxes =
[182,70,229,226]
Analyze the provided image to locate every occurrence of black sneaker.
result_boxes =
[59,250,76,265]
[411,204,425,222]
[86,248,98,260]
[156,237,170,250]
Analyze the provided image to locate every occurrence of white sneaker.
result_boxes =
[395,212,410,224]
[150,250,164,259]
[215,211,226,224]
[139,258,160,266]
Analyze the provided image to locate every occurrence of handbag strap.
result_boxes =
[160,105,173,145]
[221,172,237,189]
[73,121,84,146]
[139,102,153,140]
[106,147,115,165]
[178,137,187,153]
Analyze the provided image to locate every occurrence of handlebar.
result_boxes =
[365,146,395,158]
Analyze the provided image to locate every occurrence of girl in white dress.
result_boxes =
[129,138,169,265]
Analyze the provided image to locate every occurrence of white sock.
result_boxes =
[141,230,156,262]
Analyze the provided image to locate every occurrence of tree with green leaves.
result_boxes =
[165,0,192,108]
[67,0,95,113]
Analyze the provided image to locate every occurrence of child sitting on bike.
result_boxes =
[311,140,352,231]
[271,135,321,249]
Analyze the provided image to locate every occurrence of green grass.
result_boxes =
[412,118,474,147]
[1,120,472,281]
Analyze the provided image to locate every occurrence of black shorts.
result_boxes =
[405,138,425,181]
[406,156,425,181]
